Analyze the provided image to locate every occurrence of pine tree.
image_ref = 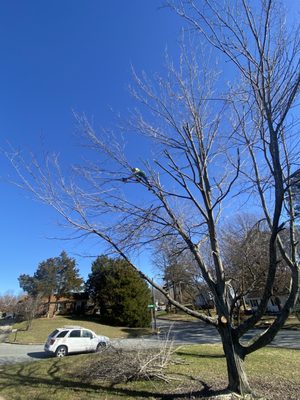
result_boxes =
[19,251,84,314]
[86,256,152,327]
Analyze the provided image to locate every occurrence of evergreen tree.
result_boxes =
[19,251,84,312]
[86,256,152,327]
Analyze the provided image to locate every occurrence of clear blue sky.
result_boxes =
[0,0,181,294]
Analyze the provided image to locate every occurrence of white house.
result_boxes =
[245,293,293,314]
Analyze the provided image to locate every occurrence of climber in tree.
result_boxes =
[122,167,151,186]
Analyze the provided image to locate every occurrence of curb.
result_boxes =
[4,341,44,345]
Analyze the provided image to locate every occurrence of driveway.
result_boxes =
[0,319,299,365]
[0,342,48,365]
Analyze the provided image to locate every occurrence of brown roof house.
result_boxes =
[40,292,89,318]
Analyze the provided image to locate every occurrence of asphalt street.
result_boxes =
[155,319,300,349]
[0,319,299,365]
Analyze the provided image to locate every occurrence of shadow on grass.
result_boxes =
[0,360,229,399]
[120,328,152,338]
[176,350,225,359]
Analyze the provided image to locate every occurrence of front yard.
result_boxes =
[1,316,300,399]
[6,316,152,344]
[0,344,299,399]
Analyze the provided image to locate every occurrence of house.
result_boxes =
[39,292,89,317]
[194,292,214,310]
[245,292,290,314]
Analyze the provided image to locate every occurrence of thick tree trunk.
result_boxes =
[219,325,251,395]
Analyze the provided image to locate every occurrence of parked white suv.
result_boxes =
[44,326,110,357]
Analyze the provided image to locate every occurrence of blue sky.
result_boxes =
[0,1,182,294]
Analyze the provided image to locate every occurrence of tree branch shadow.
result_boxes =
[176,350,225,359]
[0,361,230,399]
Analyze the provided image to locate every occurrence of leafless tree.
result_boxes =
[15,295,42,330]
[5,0,300,396]
[221,214,291,312]
[167,0,300,394]
[0,292,21,316]
[154,239,201,306]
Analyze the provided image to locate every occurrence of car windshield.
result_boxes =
[49,329,59,337]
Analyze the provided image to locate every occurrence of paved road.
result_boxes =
[155,319,300,349]
[0,319,299,365]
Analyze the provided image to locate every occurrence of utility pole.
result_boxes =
[151,279,157,331]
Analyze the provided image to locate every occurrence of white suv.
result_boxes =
[44,326,110,357]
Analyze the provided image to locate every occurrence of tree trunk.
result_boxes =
[46,295,51,318]
[219,325,251,395]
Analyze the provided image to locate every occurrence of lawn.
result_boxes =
[6,316,152,344]
[0,344,299,399]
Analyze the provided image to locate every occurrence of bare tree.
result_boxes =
[5,0,300,396]
[221,214,291,313]
[167,0,300,393]
[154,239,200,306]
[0,292,21,317]
[15,295,42,330]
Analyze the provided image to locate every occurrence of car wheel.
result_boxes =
[55,345,68,358]
[96,342,107,352]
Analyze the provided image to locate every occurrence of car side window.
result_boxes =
[82,330,93,338]
[57,331,68,338]
[69,330,81,338]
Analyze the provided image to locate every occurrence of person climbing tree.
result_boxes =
[122,168,151,186]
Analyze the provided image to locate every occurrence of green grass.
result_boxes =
[6,316,152,344]
[0,344,299,399]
